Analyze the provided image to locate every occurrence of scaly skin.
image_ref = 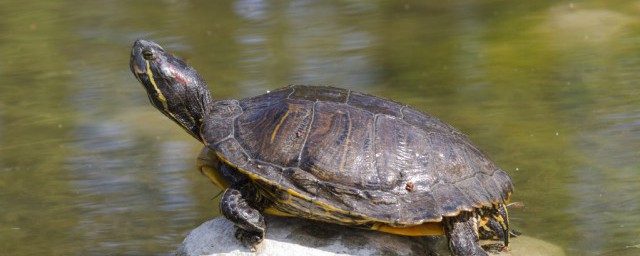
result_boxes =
[220,182,266,250]
[444,211,488,256]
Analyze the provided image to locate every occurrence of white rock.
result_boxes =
[176,216,564,256]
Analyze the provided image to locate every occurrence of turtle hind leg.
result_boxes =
[490,204,513,245]
[220,182,266,250]
[478,204,514,253]
[443,211,488,256]
[479,220,520,240]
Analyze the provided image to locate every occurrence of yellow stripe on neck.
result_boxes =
[145,60,169,111]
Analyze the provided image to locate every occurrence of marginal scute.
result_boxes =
[202,100,241,143]
[455,176,494,208]
[322,184,358,208]
[202,116,233,144]
[363,189,397,205]
[478,173,502,204]
[314,181,401,222]
[284,167,319,195]
[245,161,283,187]
[214,138,250,168]
[432,184,474,216]
[491,170,514,202]
[401,191,441,222]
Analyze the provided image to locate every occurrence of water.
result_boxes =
[1,1,639,255]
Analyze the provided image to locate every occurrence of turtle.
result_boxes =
[130,39,515,256]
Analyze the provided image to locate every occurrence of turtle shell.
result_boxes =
[201,85,513,225]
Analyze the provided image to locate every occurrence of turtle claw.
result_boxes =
[221,183,267,251]
[235,228,263,251]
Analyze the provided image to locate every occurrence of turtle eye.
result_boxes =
[142,49,155,60]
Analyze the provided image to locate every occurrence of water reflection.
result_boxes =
[569,93,640,254]
[233,0,379,93]
[0,1,639,255]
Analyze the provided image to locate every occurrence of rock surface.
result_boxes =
[176,216,564,256]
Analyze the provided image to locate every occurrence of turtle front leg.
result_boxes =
[220,182,266,250]
[443,211,488,256]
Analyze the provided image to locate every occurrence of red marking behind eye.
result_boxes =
[173,71,189,85]
[167,62,189,86]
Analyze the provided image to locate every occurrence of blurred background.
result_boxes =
[1,0,639,255]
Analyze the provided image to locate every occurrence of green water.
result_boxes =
[1,1,639,255]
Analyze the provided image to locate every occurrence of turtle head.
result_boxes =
[130,39,213,141]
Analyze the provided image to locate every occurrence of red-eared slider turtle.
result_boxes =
[130,40,514,256]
